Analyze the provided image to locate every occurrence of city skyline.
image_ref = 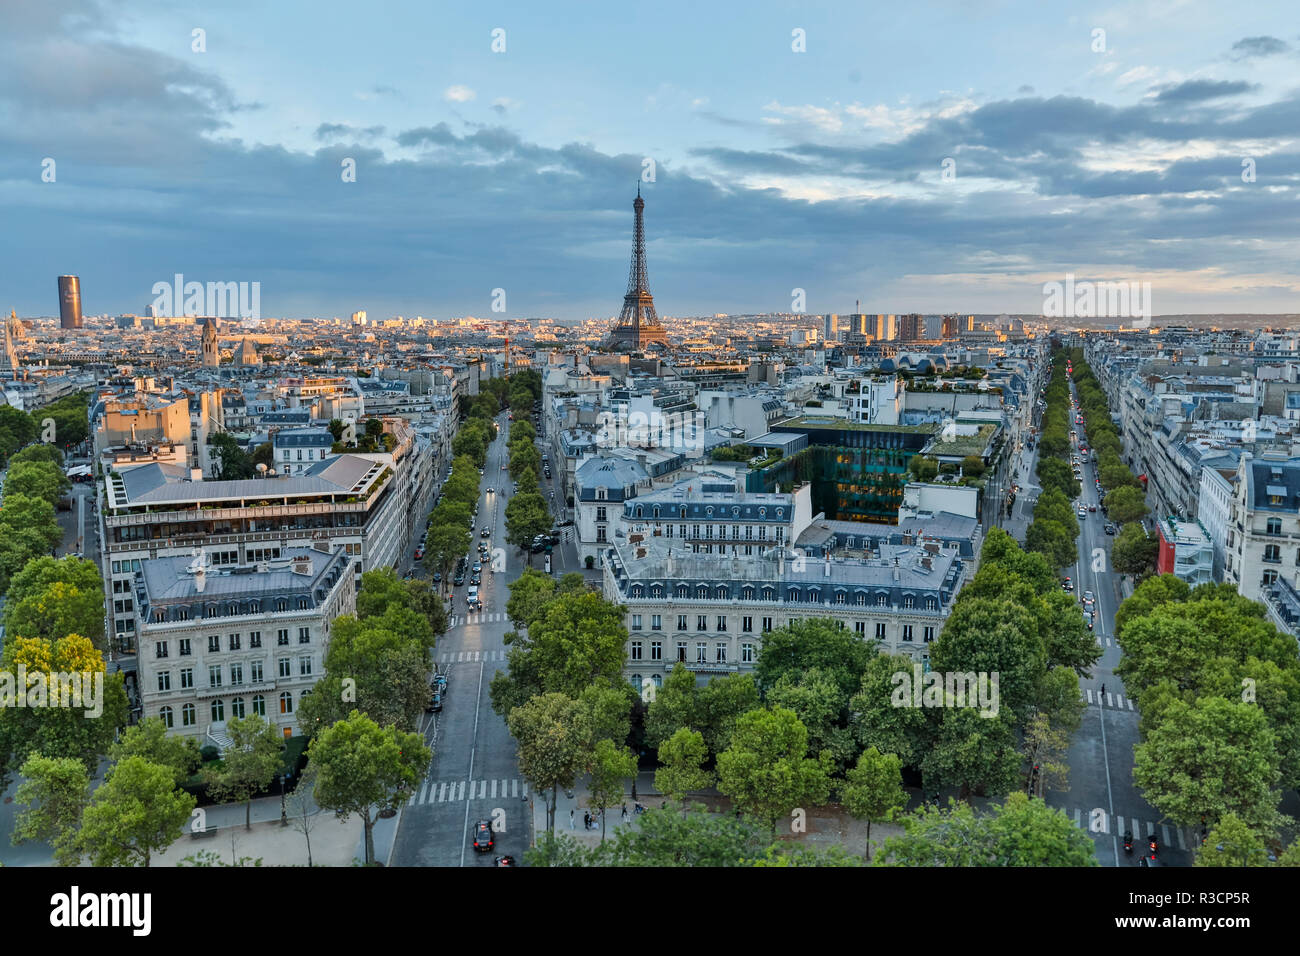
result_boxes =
[3,1,1299,322]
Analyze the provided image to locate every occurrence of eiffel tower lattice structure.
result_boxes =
[605,185,668,350]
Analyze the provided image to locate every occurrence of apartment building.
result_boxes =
[133,545,355,746]
[605,536,965,688]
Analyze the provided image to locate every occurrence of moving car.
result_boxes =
[453,572,465,586]
[481,528,490,538]
[472,562,482,573]
[473,820,494,853]
[1077,506,1087,517]
[493,855,516,866]
[414,545,425,560]
[1105,523,1116,535]
[1089,504,1097,512]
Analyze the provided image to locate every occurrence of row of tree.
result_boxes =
[1115,574,1300,862]
[0,444,73,596]
[0,393,89,467]
[423,454,480,586]
[504,414,551,559]
[1067,352,1157,576]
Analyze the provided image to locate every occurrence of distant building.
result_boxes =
[201,319,219,368]
[58,275,82,329]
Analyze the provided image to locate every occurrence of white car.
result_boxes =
[1077,506,1087,517]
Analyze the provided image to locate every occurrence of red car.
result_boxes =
[414,546,425,560]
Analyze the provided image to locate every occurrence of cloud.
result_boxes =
[444,85,476,103]
[491,97,520,115]
[1229,36,1290,60]
[315,122,385,140]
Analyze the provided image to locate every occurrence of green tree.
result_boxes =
[930,597,1046,727]
[2,555,106,649]
[643,662,701,748]
[308,710,430,865]
[921,704,1023,800]
[848,653,933,766]
[108,717,201,786]
[841,747,908,859]
[588,739,638,842]
[505,491,550,559]
[73,756,196,867]
[508,693,587,835]
[765,667,854,769]
[908,455,938,482]
[11,753,89,865]
[1194,812,1271,867]
[756,617,877,699]
[697,673,762,756]
[207,433,255,480]
[527,802,766,867]
[202,714,284,830]
[654,727,713,802]
[1112,523,1158,576]
[1104,485,1148,525]
[505,567,558,629]
[9,443,64,468]
[876,792,1098,866]
[716,707,834,837]
[4,460,70,505]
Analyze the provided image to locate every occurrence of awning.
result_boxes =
[1267,485,1288,497]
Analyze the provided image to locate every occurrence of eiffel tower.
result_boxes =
[605,185,668,350]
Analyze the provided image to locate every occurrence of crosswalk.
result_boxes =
[435,649,507,664]
[406,777,529,805]
[1083,689,1135,710]
[448,612,509,628]
[1061,806,1198,852]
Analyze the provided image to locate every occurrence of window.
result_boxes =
[923,626,935,643]
[1262,569,1279,586]
[159,706,174,729]
[180,668,194,689]
[277,629,290,646]
[855,621,866,635]
[742,586,754,600]
[230,663,243,686]
[157,672,171,692]
[178,638,191,656]
[676,584,689,598]
[835,592,845,605]
[631,641,643,661]
[278,658,291,678]
[677,615,687,631]
[651,640,662,661]
[762,617,772,633]
[209,665,222,688]
[715,586,728,599]
[855,593,866,606]
[631,614,642,631]
[651,585,664,599]
[788,588,800,602]
[276,599,288,613]
[902,625,914,642]
[298,627,311,644]
[249,631,262,649]
[596,527,607,543]
[300,657,313,676]
[716,642,727,663]
[697,585,708,599]
[697,615,707,631]
[155,641,169,659]
[231,696,245,719]
[875,623,887,640]
[207,635,220,653]
[651,614,661,631]
[696,643,707,663]
[717,615,727,631]
[742,643,755,663]
[1265,544,1281,563]
[903,596,915,609]
[742,616,753,633]
[181,703,196,727]
[875,594,888,607]
[1267,518,1282,535]
[280,692,293,714]
[252,694,266,717]
[211,699,225,722]
[251,660,264,683]
[229,633,241,651]
[926,597,938,611]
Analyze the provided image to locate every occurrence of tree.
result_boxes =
[296,616,430,735]
[1026,518,1076,571]
[697,673,762,757]
[921,704,1023,800]
[841,747,908,859]
[960,455,986,478]
[876,792,1098,866]
[1104,485,1148,525]
[756,617,877,700]
[2,556,106,649]
[308,710,430,865]
[588,739,638,842]
[1194,812,1271,867]
[527,802,766,867]
[1039,590,1102,676]
[505,567,558,629]
[765,667,854,770]
[72,756,196,867]
[849,654,932,767]
[908,455,938,482]
[287,766,321,867]
[207,433,255,480]
[1021,713,1071,797]
[643,662,701,748]
[508,693,587,835]
[930,597,1046,727]
[4,460,70,506]
[203,714,284,830]
[716,707,833,837]
[1115,573,1190,637]
[11,753,89,865]
[1112,523,1157,576]
[9,443,64,468]
[0,634,129,790]
[654,728,713,802]
[108,717,200,786]
[505,491,550,558]
[1134,696,1283,831]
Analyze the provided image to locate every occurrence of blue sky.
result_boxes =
[3,0,1300,320]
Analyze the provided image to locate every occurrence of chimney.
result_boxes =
[893,566,900,582]
[293,556,313,576]
[824,552,831,577]
[190,468,203,482]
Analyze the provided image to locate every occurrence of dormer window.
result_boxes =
[597,487,607,501]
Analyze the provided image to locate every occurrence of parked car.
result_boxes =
[453,573,465,586]
[426,689,443,712]
[1105,523,1117,535]
[414,546,425,560]
[432,571,442,583]
[472,562,482,573]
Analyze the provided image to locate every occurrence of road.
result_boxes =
[390,411,534,866]
[1041,382,1197,866]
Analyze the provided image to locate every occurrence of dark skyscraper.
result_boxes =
[606,186,668,350]
[58,275,82,329]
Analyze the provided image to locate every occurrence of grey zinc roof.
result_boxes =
[576,456,648,490]
[139,547,348,604]
[274,428,334,448]
[118,454,384,504]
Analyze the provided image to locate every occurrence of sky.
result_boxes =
[2,0,1299,321]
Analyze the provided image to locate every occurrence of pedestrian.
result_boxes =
[621,804,628,823]
[583,810,590,829]
[569,808,575,829]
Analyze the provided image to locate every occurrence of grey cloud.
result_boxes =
[1154,79,1257,103]
[1230,36,1290,60]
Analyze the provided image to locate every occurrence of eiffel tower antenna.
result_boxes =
[605,187,667,351]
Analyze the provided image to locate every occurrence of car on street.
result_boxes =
[414,545,425,560]
[432,571,442,583]
[473,820,494,853]
[453,573,465,586]
[426,689,443,712]
[493,855,516,866]
[1105,523,1116,535]
[486,487,494,495]
[1083,611,1094,630]
[1077,506,1087,517]
[1083,589,1094,604]
[470,574,481,586]
[472,562,482,573]
[1089,504,1097,512]
[481,528,490,537]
